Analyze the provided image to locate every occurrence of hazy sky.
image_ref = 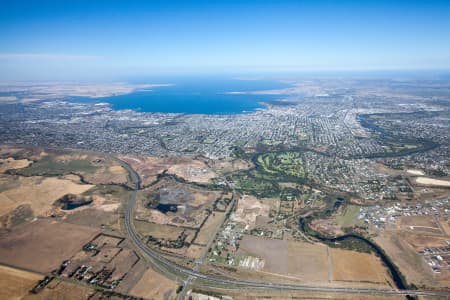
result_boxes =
[1,0,450,81]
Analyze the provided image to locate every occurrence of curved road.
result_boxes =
[116,157,450,298]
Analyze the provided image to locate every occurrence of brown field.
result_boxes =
[399,215,439,228]
[0,219,99,273]
[134,220,196,242]
[129,266,179,300]
[0,176,94,217]
[238,235,392,287]
[402,232,449,250]
[167,160,217,184]
[0,157,32,173]
[310,218,345,236]
[202,286,404,300]
[219,288,404,300]
[331,248,391,284]
[375,231,443,288]
[0,265,42,300]
[233,195,270,227]
[23,279,94,300]
[208,158,252,174]
[238,235,329,282]
[194,212,225,245]
[82,162,128,185]
[120,155,217,185]
[186,244,205,259]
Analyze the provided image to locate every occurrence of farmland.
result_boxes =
[0,219,99,273]
[0,265,42,300]
[129,266,179,300]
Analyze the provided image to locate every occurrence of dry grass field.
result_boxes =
[0,176,94,217]
[120,155,217,186]
[0,219,99,273]
[194,212,225,245]
[22,279,94,300]
[167,160,217,184]
[238,235,393,287]
[238,235,329,282]
[203,286,405,300]
[233,195,270,227]
[398,215,443,234]
[375,231,447,288]
[134,220,196,242]
[0,157,32,173]
[0,265,42,300]
[331,248,392,284]
[186,244,205,258]
[129,266,179,300]
[208,158,252,174]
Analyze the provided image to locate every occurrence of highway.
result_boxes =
[116,157,450,298]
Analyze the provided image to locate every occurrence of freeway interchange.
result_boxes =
[117,157,450,299]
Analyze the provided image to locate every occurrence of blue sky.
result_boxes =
[1,0,450,81]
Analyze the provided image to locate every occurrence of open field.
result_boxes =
[209,158,252,174]
[0,265,42,300]
[0,157,32,173]
[415,177,450,187]
[238,235,393,287]
[167,160,217,184]
[199,286,404,300]
[310,218,345,236]
[194,212,225,245]
[14,158,98,176]
[233,195,270,227]
[129,266,179,300]
[334,205,362,228]
[375,231,448,288]
[186,244,205,258]
[238,235,329,282]
[0,176,94,223]
[398,215,442,234]
[23,279,95,300]
[331,248,392,284]
[4,149,129,185]
[0,219,99,273]
[120,155,217,186]
[134,220,196,242]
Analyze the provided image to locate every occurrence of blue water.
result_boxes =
[71,78,290,114]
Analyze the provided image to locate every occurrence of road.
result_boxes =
[116,157,450,298]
